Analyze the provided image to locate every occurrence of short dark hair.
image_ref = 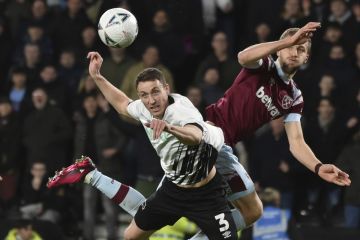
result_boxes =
[280,28,312,53]
[135,68,167,88]
[11,66,27,76]
[15,219,33,229]
[0,96,10,104]
[83,92,97,101]
[319,96,335,107]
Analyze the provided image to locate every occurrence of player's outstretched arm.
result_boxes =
[145,119,202,145]
[284,121,351,186]
[237,22,321,67]
[87,51,132,117]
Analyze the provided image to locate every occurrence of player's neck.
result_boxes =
[285,71,296,79]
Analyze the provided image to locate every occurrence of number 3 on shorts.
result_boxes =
[215,213,230,232]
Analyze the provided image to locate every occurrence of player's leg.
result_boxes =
[217,144,263,227]
[190,145,263,240]
[185,171,238,240]
[123,219,155,240]
[47,156,146,216]
[125,180,182,239]
[230,192,263,226]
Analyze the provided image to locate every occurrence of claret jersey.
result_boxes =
[206,56,304,146]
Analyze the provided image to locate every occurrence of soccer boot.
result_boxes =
[47,156,95,188]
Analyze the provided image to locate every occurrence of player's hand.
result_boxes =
[145,119,169,140]
[318,164,351,186]
[288,22,321,45]
[87,51,103,77]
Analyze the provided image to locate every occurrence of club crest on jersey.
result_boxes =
[256,86,280,118]
[281,95,293,109]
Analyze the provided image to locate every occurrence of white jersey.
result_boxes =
[127,93,224,185]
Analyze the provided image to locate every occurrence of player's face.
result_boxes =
[277,41,309,75]
[32,89,48,110]
[0,103,12,117]
[19,225,33,240]
[318,99,334,119]
[137,79,170,118]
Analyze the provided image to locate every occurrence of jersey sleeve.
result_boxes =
[289,87,304,115]
[243,56,272,72]
[126,100,143,121]
[177,97,204,127]
[202,122,224,152]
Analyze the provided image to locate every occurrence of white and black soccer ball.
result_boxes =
[98,8,138,48]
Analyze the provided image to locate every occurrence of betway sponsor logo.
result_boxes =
[256,86,280,118]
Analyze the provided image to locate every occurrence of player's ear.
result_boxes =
[304,53,309,64]
[164,83,170,93]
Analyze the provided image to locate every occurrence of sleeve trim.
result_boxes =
[284,113,301,122]
[185,123,203,132]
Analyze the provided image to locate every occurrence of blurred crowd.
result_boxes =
[0,0,360,239]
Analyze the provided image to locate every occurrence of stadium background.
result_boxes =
[0,0,359,239]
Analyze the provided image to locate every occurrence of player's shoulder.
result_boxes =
[127,98,146,113]
[170,93,194,107]
[243,55,275,72]
[169,93,202,117]
[128,98,143,107]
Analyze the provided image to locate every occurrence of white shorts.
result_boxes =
[216,144,255,201]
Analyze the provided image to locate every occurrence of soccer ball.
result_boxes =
[98,8,138,48]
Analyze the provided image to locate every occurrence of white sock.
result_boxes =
[188,209,246,240]
[85,169,145,216]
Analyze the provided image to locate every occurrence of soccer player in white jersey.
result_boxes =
[48,54,238,239]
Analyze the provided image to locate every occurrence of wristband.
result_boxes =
[315,163,322,175]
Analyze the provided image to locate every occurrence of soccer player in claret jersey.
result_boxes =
[48,53,238,239]
[189,21,352,240]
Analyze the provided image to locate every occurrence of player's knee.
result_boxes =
[123,227,138,240]
[250,198,263,222]
[243,194,263,226]
[231,192,263,225]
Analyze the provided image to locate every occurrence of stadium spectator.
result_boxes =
[19,161,63,223]
[250,118,299,210]
[38,64,66,110]
[121,45,174,100]
[186,85,206,118]
[57,49,83,98]
[74,93,125,240]
[0,18,13,90]
[22,88,71,173]
[199,67,224,106]
[336,130,360,228]
[252,188,297,240]
[50,0,92,56]
[5,219,43,240]
[6,67,32,119]
[17,43,43,86]
[195,31,239,90]
[101,47,135,88]
[0,97,21,215]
